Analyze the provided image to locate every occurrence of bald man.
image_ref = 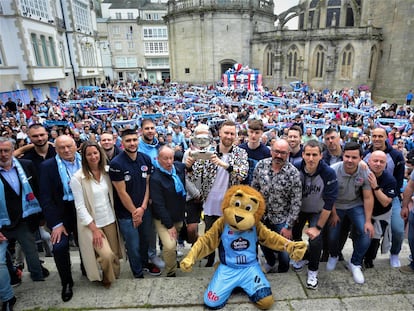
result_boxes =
[363,150,397,268]
[39,135,82,302]
[363,128,405,268]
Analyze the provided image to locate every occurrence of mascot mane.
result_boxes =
[221,185,266,225]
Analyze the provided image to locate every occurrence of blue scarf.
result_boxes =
[158,165,186,197]
[55,153,81,201]
[0,158,42,228]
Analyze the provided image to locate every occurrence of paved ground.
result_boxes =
[8,231,414,311]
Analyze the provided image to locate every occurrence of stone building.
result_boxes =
[0,0,103,95]
[100,0,170,84]
[165,0,414,103]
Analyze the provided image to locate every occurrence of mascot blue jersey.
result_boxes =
[219,224,258,268]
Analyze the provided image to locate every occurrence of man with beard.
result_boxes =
[109,128,160,278]
[138,118,165,269]
[99,131,121,161]
[287,125,303,166]
[15,124,56,168]
[0,137,46,284]
[12,124,54,263]
[185,120,248,266]
[251,139,302,273]
[327,142,374,284]
[138,118,160,167]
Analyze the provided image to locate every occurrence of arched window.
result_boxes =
[313,45,325,78]
[264,46,273,76]
[287,46,299,78]
[368,45,378,80]
[340,44,354,79]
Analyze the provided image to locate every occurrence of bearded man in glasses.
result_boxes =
[251,138,302,273]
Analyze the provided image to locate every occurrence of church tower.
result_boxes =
[164,0,275,84]
[367,0,414,102]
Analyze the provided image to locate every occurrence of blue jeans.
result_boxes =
[328,206,371,266]
[408,210,414,269]
[261,220,290,273]
[390,197,404,255]
[0,240,14,303]
[118,209,152,277]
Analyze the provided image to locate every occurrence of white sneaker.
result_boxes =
[262,262,277,274]
[306,270,318,289]
[292,259,309,272]
[348,262,365,284]
[326,256,339,271]
[150,256,165,269]
[390,254,401,268]
[177,244,185,257]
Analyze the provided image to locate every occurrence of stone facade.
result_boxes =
[165,0,414,103]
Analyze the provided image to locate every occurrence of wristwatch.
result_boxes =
[374,186,381,191]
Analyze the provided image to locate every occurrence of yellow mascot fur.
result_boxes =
[181,185,307,309]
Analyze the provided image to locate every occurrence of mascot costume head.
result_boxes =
[181,185,307,309]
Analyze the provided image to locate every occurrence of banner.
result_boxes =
[32,88,43,102]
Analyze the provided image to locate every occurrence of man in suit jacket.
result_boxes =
[39,135,81,302]
[0,137,45,283]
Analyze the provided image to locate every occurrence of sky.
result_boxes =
[274,0,300,29]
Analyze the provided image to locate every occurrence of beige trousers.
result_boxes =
[154,219,183,276]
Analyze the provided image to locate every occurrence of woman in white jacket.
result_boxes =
[70,141,123,288]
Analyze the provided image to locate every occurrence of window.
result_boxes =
[59,41,66,67]
[264,47,273,76]
[340,44,354,79]
[114,42,122,50]
[21,0,49,19]
[143,27,168,39]
[127,12,134,19]
[144,13,161,21]
[73,0,91,33]
[49,37,57,66]
[115,12,121,19]
[185,68,190,74]
[146,58,169,68]
[287,46,300,78]
[40,35,50,66]
[144,42,168,54]
[31,33,42,66]
[313,45,325,78]
[112,25,120,35]
[128,41,134,49]
[0,45,4,66]
[118,71,123,80]
[115,57,137,68]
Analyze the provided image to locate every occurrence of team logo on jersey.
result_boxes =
[231,237,249,251]
[124,175,131,181]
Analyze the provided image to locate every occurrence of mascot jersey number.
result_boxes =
[180,185,307,310]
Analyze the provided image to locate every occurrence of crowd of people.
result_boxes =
[1,81,414,310]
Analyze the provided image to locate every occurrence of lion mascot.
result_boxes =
[180,185,307,310]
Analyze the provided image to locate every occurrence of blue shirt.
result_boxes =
[109,151,152,219]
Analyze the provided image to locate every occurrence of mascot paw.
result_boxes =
[180,257,193,272]
[286,241,307,262]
